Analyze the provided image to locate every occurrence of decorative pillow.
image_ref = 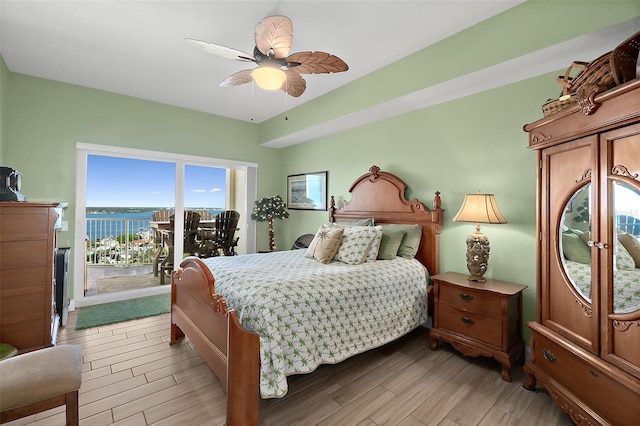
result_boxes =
[338,218,374,226]
[566,228,584,236]
[562,232,591,264]
[379,224,423,259]
[335,226,380,265]
[376,230,406,260]
[305,226,344,264]
[618,232,640,268]
[365,226,384,262]
[580,231,591,245]
[615,241,635,270]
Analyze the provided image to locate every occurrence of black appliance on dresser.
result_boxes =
[55,247,71,327]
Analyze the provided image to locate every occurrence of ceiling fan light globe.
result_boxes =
[252,67,287,90]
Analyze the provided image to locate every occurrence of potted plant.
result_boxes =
[251,195,289,252]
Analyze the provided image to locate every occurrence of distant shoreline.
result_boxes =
[86,207,224,214]
[85,208,224,242]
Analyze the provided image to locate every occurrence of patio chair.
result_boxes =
[151,210,172,276]
[192,209,213,220]
[197,210,240,257]
[160,211,201,284]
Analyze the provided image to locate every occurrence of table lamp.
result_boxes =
[453,192,507,282]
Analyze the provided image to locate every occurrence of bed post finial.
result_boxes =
[434,191,442,209]
[329,195,336,222]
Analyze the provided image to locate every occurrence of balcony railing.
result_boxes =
[86,217,159,266]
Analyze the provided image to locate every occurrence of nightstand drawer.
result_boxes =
[439,284,501,317]
[438,303,502,347]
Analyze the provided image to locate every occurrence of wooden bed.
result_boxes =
[169,165,443,425]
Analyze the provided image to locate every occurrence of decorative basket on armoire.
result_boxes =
[542,30,639,117]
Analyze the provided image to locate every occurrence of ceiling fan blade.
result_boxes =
[281,70,306,97]
[255,16,292,59]
[220,69,254,87]
[286,51,349,74]
[185,38,255,62]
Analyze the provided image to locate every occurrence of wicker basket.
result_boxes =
[542,93,579,117]
[541,51,617,117]
[561,51,616,94]
[556,61,588,96]
[611,31,640,85]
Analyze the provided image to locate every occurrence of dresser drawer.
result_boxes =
[438,303,502,347]
[532,331,640,424]
[439,284,503,317]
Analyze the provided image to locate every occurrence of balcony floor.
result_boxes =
[86,264,155,297]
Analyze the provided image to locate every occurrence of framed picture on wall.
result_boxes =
[287,171,328,210]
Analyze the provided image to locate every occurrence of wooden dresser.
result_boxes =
[523,79,640,424]
[428,271,527,382]
[0,202,59,352]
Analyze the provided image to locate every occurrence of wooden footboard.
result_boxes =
[169,256,260,426]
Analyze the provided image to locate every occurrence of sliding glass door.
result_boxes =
[75,143,257,307]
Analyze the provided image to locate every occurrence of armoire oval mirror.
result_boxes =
[559,184,592,303]
[612,181,640,314]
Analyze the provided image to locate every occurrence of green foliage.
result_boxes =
[251,195,289,222]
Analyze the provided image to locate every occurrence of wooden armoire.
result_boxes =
[523,78,640,424]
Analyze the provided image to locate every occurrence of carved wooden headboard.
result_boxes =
[329,165,444,275]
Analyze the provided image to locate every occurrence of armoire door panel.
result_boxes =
[542,137,599,352]
[600,124,640,379]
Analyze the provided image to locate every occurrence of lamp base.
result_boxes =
[465,232,490,283]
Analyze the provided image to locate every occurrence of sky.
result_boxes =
[87,155,226,208]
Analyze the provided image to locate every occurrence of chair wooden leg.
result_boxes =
[65,390,79,426]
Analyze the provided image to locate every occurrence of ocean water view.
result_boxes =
[86,208,223,242]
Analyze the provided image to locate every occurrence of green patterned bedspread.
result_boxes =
[203,250,429,398]
[565,260,640,313]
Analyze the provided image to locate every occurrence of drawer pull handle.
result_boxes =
[459,293,474,301]
[542,349,556,362]
[461,317,475,326]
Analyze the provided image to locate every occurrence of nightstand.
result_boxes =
[428,271,527,382]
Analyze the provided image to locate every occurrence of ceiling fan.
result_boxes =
[186,15,348,97]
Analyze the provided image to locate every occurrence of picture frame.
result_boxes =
[287,171,328,210]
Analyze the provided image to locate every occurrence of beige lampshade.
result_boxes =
[252,67,287,90]
[453,193,507,224]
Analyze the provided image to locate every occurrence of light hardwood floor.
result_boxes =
[6,311,574,426]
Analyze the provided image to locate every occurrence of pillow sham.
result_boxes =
[324,218,374,228]
[562,232,591,264]
[365,226,384,262]
[615,241,635,270]
[376,230,406,260]
[618,232,640,268]
[338,218,374,226]
[305,226,344,264]
[335,225,380,265]
[379,224,423,259]
[579,231,591,245]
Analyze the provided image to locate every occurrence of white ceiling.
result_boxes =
[1,1,637,148]
[1,0,526,124]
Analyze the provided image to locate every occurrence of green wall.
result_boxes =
[0,56,8,160]
[2,0,639,343]
[258,0,639,143]
[278,73,553,343]
[3,71,282,295]
[266,1,639,344]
